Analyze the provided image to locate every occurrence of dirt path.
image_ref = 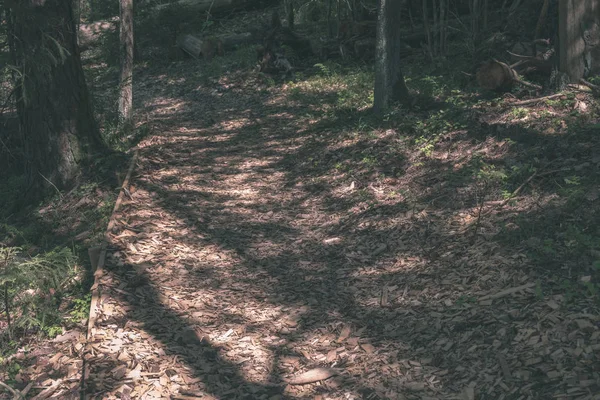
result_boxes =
[83,66,600,400]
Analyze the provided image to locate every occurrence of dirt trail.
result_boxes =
[83,66,600,400]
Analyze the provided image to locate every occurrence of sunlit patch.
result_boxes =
[145,96,189,115]
[218,117,253,131]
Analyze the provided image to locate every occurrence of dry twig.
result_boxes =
[511,93,563,106]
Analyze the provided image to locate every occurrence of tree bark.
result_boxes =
[422,0,432,59]
[373,0,410,114]
[6,0,104,195]
[287,0,295,30]
[559,0,600,80]
[119,0,134,127]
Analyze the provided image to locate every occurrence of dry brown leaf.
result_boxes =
[360,343,375,354]
[337,326,351,343]
[326,349,337,362]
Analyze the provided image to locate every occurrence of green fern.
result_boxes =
[1,246,76,339]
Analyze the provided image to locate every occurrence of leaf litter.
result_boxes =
[6,55,599,400]
[79,63,600,399]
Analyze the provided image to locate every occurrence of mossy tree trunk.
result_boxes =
[373,0,410,114]
[6,0,105,197]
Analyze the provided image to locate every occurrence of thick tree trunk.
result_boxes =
[119,0,134,127]
[559,0,600,81]
[7,0,104,195]
[373,0,410,114]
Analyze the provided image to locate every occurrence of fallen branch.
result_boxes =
[283,368,339,385]
[31,379,63,400]
[0,381,23,399]
[496,159,563,209]
[513,77,542,90]
[580,78,600,95]
[463,162,561,235]
[498,170,539,208]
[580,78,599,91]
[479,282,535,301]
[511,93,563,106]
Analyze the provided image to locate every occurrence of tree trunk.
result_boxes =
[373,0,410,114]
[439,0,447,55]
[119,0,134,127]
[432,0,439,56]
[559,0,600,81]
[471,0,480,38]
[6,0,104,195]
[327,0,333,37]
[287,0,295,30]
[422,0,432,59]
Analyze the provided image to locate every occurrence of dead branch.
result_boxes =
[580,79,600,95]
[499,170,538,207]
[0,381,23,399]
[511,93,563,106]
[479,282,535,301]
[283,368,339,385]
[513,77,542,90]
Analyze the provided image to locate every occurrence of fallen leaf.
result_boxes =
[326,349,337,362]
[337,325,351,343]
[360,343,375,354]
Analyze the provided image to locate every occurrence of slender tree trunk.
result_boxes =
[439,0,447,56]
[471,0,480,38]
[327,0,333,37]
[286,0,295,30]
[373,0,410,114]
[483,0,488,31]
[6,0,104,195]
[407,0,415,31]
[422,0,433,59]
[432,0,438,56]
[118,0,134,128]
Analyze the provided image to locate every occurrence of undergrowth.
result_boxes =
[0,246,86,357]
[281,53,600,307]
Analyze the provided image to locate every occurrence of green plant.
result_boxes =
[68,294,91,323]
[361,156,377,167]
[314,63,331,76]
[564,175,581,185]
[510,107,529,119]
[0,246,77,340]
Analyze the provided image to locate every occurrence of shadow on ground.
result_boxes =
[84,57,600,399]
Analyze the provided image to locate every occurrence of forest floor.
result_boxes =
[3,23,600,400]
[78,51,600,399]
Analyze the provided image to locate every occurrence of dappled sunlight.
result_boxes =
[143,96,189,113]
[4,1,599,398]
[80,37,600,400]
[217,117,254,131]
